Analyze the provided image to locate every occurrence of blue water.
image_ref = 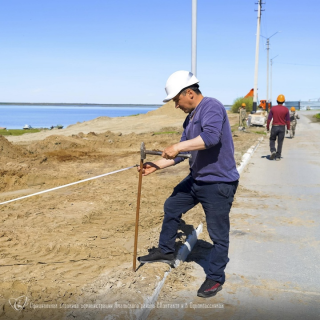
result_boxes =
[0,104,232,129]
[0,104,160,129]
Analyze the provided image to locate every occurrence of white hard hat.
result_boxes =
[163,70,199,102]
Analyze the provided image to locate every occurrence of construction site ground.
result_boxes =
[0,104,318,319]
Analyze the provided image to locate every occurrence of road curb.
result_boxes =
[237,137,264,175]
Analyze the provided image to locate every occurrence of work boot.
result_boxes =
[197,278,223,298]
[275,157,281,161]
[270,151,276,160]
[138,247,175,267]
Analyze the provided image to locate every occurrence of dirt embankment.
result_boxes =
[0,102,263,319]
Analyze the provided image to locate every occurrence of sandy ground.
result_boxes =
[0,102,264,319]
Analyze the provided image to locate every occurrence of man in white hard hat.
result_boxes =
[138,71,239,298]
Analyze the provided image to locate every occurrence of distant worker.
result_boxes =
[266,94,290,161]
[239,103,247,130]
[289,107,300,138]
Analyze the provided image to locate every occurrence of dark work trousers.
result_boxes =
[159,175,238,284]
[270,125,286,157]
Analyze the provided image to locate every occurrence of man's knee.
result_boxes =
[163,197,175,213]
[206,219,230,241]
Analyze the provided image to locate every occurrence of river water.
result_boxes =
[0,104,160,129]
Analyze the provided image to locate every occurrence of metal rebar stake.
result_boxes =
[133,158,143,271]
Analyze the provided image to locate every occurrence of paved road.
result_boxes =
[220,111,320,319]
[149,110,320,319]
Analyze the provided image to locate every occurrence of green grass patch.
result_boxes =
[313,113,320,119]
[231,123,240,132]
[254,131,267,135]
[0,129,41,136]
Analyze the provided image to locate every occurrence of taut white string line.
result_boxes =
[0,165,137,206]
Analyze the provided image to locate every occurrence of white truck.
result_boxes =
[248,110,267,127]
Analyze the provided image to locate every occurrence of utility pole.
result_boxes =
[270,55,279,106]
[261,31,280,110]
[253,0,263,113]
[266,38,270,106]
[191,0,197,76]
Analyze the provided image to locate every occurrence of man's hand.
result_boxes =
[137,162,160,176]
[286,130,288,134]
[162,144,180,159]
[160,136,206,160]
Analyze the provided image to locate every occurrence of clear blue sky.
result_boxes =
[0,0,319,105]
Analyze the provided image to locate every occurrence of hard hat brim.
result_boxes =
[163,95,175,103]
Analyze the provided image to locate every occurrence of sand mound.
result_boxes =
[28,135,87,153]
[144,100,182,117]
[0,135,28,158]
[66,116,112,129]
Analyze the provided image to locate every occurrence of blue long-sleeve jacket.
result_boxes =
[174,97,239,183]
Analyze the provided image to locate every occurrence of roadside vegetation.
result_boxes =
[313,113,320,120]
[231,97,253,113]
